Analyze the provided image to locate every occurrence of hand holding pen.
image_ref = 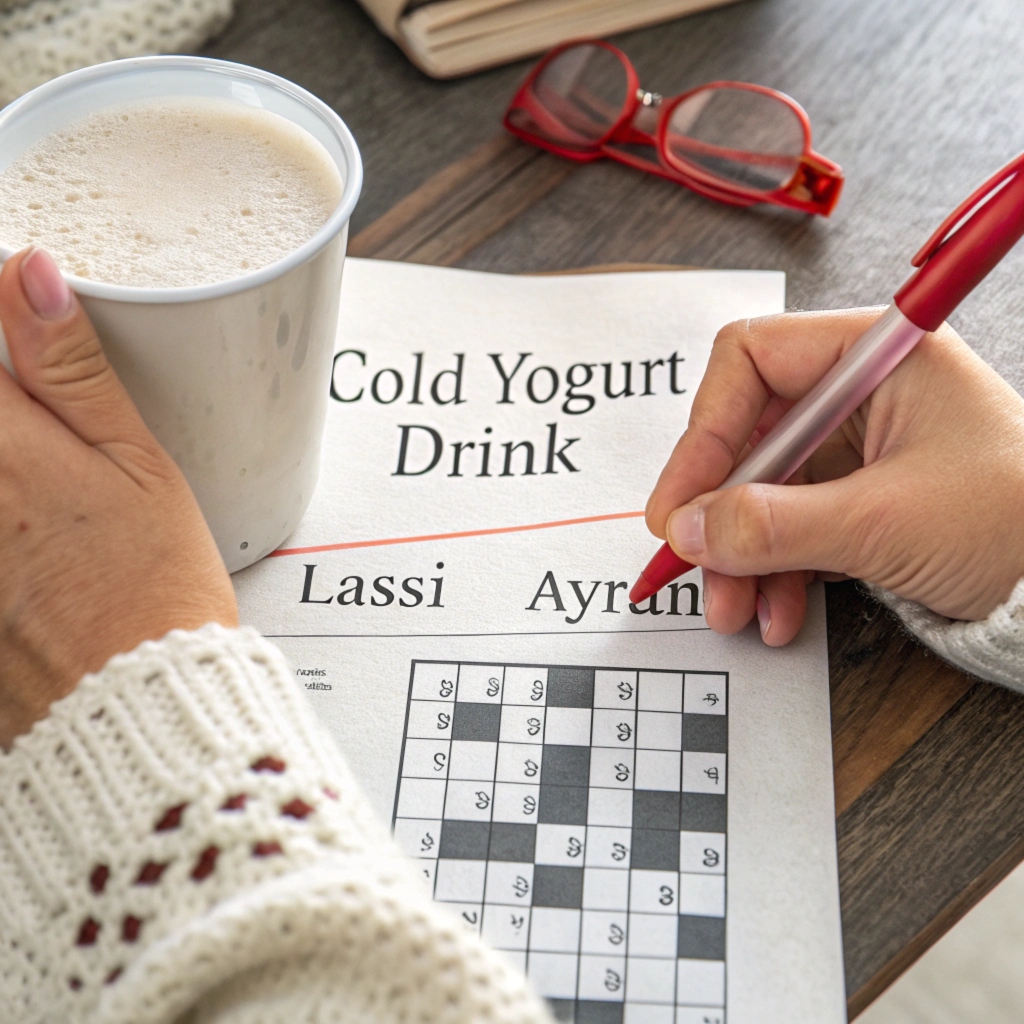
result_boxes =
[637,152,1024,644]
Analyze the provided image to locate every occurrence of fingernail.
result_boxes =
[702,584,713,620]
[756,592,771,640]
[20,248,73,321]
[668,504,705,555]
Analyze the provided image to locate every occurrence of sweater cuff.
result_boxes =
[866,578,1024,690]
[0,624,390,1019]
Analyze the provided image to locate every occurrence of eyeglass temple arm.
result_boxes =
[782,151,844,215]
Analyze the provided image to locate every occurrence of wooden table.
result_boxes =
[203,0,1024,1016]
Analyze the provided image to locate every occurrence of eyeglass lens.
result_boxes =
[510,44,628,149]
[665,86,806,193]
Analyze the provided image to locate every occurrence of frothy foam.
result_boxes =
[0,97,344,288]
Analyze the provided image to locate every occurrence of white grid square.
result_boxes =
[406,700,454,739]
[629,870,678,914]
[636,711,682,751]
[443,901,483,934]
[684,674,727,715]
[503,666,548,705]
[485,861,534,906]
[435,859,486,902]
[411,663,457,701]
[626,912,678,958]
[496,743,543,783]
[492,782,539,823]
[400,738,450,778]
[578,954,626,1001]
[624,1005,675,1024]
[457,664,504,703]
[580,909,628,955]
[594,669,638,709]
[682,752,727,794]
[529,907,581,952]
[443,779,494,821]
[544,706,592,745]
[676,1007,725,1024]
[393,817,441,860]
[626,956,676,1003]
[676,959,725,1007]
[587,788,633,827]
[591,747,635,789]
[536,823,587,866]
[680,832,726,874]
[679,873,726,917]
[638,672,683,712]
[498,949,527,973]
[396,777,446,819]
[583,867,630,910]
[483,908,530,952]
[448,740,497,780]
[499,705,545,744]
[584,826,632,869]
[592,708,636,748]
[418,859,436,891]
[527,951,578,999]
[635,750,681,791]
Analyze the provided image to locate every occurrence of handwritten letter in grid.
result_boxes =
[394,662,728,1024]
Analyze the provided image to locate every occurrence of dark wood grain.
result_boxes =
[201,0,1024,1016]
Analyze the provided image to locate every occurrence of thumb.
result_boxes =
[0,248,153,453]
[665,476,875,579]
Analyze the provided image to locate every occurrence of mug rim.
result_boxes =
[0,56,363,305]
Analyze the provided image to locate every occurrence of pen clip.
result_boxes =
[911,151,1024,268]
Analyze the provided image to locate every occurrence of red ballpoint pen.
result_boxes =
[630,149,1024,605]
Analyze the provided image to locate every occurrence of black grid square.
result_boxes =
[452,701,501,741]
[489,823,536,862]
[538,784,588,825]
[438,820,490,860]
[632,790,680,831]
[547,999,575,1022]
[683,713,728,753]
[533,865,584,907]
[576,1002,623,1024]
[677,914,726,960]
[680,793,727,833]
[547,667,595,707]
[631,828,680,870]
[542,745,591,787]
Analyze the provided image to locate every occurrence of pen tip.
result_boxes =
[629,574,657,605]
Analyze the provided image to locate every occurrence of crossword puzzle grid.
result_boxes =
[393,662,727,1024]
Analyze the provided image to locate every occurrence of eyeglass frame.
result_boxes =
[503,39,844,217]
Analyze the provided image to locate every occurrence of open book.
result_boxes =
[356,0,742,78]
[234,260,846,1022]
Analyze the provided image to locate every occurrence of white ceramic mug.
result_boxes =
[0,57,363,572]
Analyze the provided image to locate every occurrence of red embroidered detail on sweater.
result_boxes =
[105,967,122,985]
[155,803,187,831]
[221,793,248,811]
[251,756,286,773]
[89,865,109,894]
[191,845,220,881]
[281,798,314,819]
[135,860,168,885]
[122,915,142,943]
[69,978,82,991]
[323,786,339,800]
[253,841,283,857]
[76,918,100,946]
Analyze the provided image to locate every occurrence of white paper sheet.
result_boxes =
[234,259,846,1024]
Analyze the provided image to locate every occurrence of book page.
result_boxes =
[234,260,846,1024]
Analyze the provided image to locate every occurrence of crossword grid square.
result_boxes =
[394,662,728,1022]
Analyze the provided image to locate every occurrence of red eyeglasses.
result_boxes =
[504,40,844,217]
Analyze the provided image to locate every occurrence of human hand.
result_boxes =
[0,248,237,747]
[645,307,1024,646]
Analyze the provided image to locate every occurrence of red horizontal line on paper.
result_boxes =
[269,510,646,558]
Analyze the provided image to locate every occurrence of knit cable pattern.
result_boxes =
[0,0,235,106]
[0,625,553,1024]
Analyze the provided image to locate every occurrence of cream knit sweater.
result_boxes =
[0,625,553,1024]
